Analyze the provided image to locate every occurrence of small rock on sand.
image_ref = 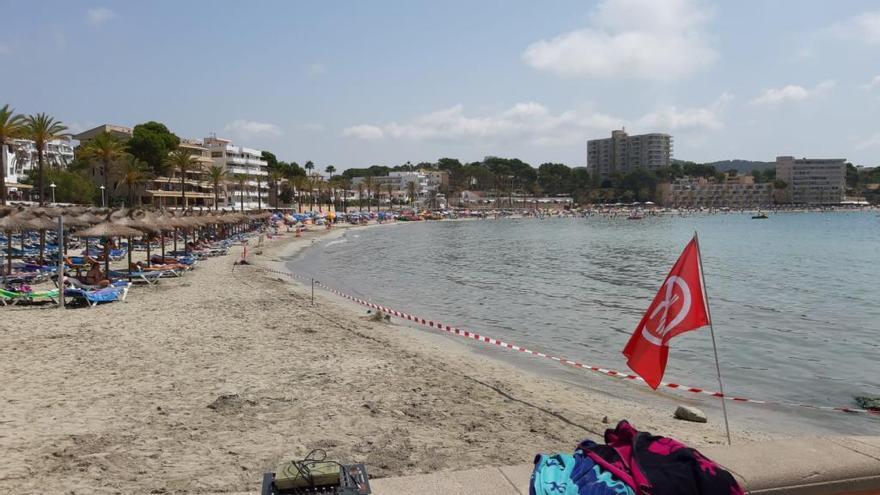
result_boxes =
[674,405,707,423]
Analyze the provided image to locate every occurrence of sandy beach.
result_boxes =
[0,223,770,494]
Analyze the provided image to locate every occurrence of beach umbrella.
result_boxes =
[76,220,144,278]
[113,211,161,271]
[25,212,57,265]
[0,208,30,283]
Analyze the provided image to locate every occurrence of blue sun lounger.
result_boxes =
[64,281,131,307]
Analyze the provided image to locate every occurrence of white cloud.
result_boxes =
[855,133,880,150]
[343,97,731,146]
[750,80,835,106]
[637,93,732,131]
[306,63,327,77]
[829,10,880,45]
[342,125,385,140]
[862,75,880,90]
[522,0,716,81]
[223,120,283,139]
[87,8,116,26]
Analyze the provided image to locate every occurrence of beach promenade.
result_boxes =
[0,221,868,494]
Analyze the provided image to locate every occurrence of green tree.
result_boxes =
[845,163,860,189]
[261,150,278,170]
[407,180,416,208]
[304,160,315,175]
[537,163,572,196]
[165,148,199,208]
[0,104,26,205]
[118,156,150,206]
[233,173,248,212]
[207,165,227,211]
[364,176,374,212]
[80,132,127,203]
[25,113,68,205]
[128,121,180,174]
[40,169,97,204]
[325,165,336,178]
[386,183,393,210]
[269,170,284,208]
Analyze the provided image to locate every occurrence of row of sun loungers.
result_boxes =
[3,237,237,308]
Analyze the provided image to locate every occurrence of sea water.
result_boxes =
[290,212,880,434]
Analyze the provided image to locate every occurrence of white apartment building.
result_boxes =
[775,156,846,204]
[204,136,269,210]
[1,138,75,196]
[352,171,429,202]
[587,129,672,180]
[657,176,772,208]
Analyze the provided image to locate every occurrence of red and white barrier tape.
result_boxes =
[260,267,879,417]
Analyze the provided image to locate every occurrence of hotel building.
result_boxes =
[1,137,75,200]
[657,175,773,208]
[204,136,269,210]
[587,129,672,180]
[775,156,846,205]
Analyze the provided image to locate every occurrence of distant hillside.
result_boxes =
[673,159,774,174]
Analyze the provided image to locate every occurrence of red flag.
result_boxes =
[623,237,710,389]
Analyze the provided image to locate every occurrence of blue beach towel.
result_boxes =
[531,453,634,495]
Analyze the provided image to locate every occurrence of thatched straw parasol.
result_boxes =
[115,211,162,265]
[76,220,145,277]
[25,213,58,264]
[0,209,31,282]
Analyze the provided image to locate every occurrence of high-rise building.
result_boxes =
[775,156,846,204]
[204,136,268,210]
[587,129,672,180]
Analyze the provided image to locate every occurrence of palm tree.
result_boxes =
[304,160,315,176]
[356,182,364,212]
[338,177,351,213]
[0,104,26,205]
[386,183,394,211]
[407,181,417,209]
[80,132,126,206]
[165,148,199,209]
[292,175,307,213]
[325,165,336,178]
[255,172,263,210]
[207,165,228,211]
[119,156,150,206]
[269,170,284,208]
[364,176,375,213]
[233,173,248,212]
[25,113,68,205]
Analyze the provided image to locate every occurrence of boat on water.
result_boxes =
[752,212,768,219]
[627,210,644,220]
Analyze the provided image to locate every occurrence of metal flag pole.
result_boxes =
[694,231,731,445]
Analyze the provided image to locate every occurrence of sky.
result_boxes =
[2,0,880,170]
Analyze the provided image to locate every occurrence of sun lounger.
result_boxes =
[64,281,131,307]
[0,288,59,306]
[109,270,165,285]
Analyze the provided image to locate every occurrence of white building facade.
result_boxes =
[2,138,75,197]
[204,136,269,210]
[775,156,846,205]
[352,171,429,202]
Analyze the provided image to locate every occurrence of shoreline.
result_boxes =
[0,222,768,494]
[280,215,880,437]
